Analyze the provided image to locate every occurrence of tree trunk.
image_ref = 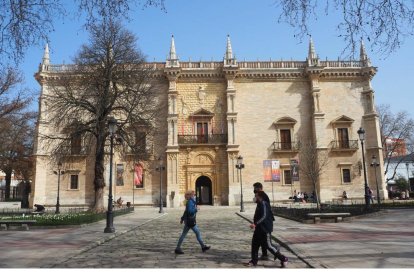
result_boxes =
[4,169,12,200]
[313,182,321,210]
[92,131,107,212]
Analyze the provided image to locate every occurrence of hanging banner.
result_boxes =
[290,159,299,181]
[134,162,144,188]
[116,164,124,186]
[263,160,280,182]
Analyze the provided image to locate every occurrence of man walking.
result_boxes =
[253,182,273,260]
[246,191,288,267]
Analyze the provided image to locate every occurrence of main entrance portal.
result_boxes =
[195,176,212,205]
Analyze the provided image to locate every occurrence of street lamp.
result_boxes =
[156,157,165,213]
[357,127,370,208]
[53,161,65,214]
[104,117,117,233]
[236,155,245,212]
[370,155,381,206]
[406,162,411,192]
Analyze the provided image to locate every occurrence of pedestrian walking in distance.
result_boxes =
[246,191,288,268]
[175,190,210,254]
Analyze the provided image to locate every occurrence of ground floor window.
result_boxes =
[116,164,124,186]
[70,175,79,190]
[342,168,351,184]
[283,169,292,185]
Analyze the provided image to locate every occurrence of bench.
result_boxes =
[307,213,351,223]
[0,220,37,231]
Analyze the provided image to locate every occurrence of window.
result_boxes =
[342,168,351,184]
[135,131,147,151]
[280,129,292,150]
[273,117,297,151]
[70,175,79,190]
[196,122,208,143]
[116,164,124,186]
[284,170,292,185]
[71,133,82,154]
[338,128,349,148]
[330,116,356,150]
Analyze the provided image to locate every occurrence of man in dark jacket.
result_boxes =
[246,191,288,267]
[252,182,274,260]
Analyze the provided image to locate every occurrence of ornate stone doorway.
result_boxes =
[195,175,212,205]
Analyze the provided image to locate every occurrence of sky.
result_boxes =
[20,0,414,118]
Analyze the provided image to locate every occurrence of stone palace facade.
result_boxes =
[31,36,387,208]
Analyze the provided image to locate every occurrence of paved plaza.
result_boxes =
[0,205,413,269]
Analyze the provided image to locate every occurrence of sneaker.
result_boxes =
[280,257,288,268]
[259,255,269,260]
[244,260,257,267]
[174,249,184,254]
[202,246,211,252]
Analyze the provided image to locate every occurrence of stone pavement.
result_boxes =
[0,205,413,268]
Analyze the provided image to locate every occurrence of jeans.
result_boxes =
[176,224,205,249]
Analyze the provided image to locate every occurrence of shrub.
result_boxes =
[0,207,133,226]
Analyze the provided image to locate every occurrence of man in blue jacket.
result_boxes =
[175,190,210,254]
[246,191,288,267]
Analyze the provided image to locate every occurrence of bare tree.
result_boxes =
[377,104,414,182]
[0,0,165,65]
[277,0,414,57]
[299,140,329,210]
[41,20,164,211]
[0,111,37,199]
[0,67,33,119]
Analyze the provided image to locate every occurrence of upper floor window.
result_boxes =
[196,122,209,143]
[272,117,298,151]
[70,133,82,154]
[338,128,349,148]
[330,116,358,150]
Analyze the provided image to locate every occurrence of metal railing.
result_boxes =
[272,141,300,151]
[330,140,359,150]
[178,134,227,145]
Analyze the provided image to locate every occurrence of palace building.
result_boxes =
[31,36,387,208]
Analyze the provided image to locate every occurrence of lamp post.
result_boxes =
[156,157,165,213]
[357,127,370,208]
[53,161,64,214]
[236,155,245,212]
[104,117,117,233]
[406,162,411,192]
[371,155,381,206]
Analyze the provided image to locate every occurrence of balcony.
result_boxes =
[330,140,359,151]
[178,134,228,145]
[272,141,300,152]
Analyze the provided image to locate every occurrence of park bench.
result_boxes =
[0,220,37,231]
[307,212,351,223]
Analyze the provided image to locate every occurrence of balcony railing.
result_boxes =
[331,140,359,150]
[272,141,300,152]
[60,145,89,156]
[178,134,227,145]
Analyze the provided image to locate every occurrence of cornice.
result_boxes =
[35,61,376,83]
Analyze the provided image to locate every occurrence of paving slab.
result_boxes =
[0,205,413,269]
